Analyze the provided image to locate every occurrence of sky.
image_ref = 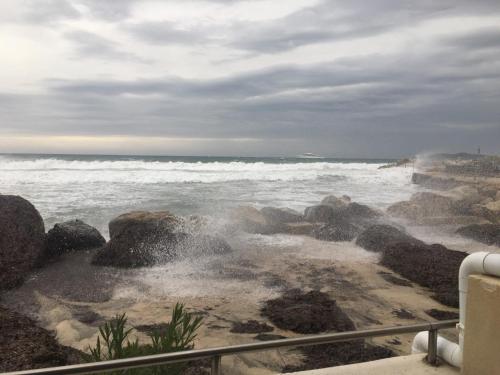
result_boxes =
[0,0,500,157]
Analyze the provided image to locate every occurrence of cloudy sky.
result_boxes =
[1,0,499,157]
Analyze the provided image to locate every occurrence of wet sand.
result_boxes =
[1,231,461,374]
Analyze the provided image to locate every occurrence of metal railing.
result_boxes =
[3,319,458,375]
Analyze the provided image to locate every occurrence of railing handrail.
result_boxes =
[3,319,458,375]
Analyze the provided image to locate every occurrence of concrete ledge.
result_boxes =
[283,354,459,375]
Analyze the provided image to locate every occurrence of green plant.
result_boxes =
[85,303,203,375]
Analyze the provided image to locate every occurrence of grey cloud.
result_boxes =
[125,21,210,45]
[442,27,500,51]
[64,30,151,63]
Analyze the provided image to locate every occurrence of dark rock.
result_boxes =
[377,272,412,287]
[456,223,500,246]
[320,195,350,210]
[261,289,355,334]
[177,234,232,256]
[92,211,186,267]
[134,323,171,335]
[229,206,282,234]
[260,207,303,223]
[392,308,415,319]
[381,242,467,307]
[45,220,106,259]
[71,307,105,325]
[254,333,287,341]
[304,204,337,222]
[0,195,46,290]
[344,202,381,220]
[387,338,402,345]
[108,210,182,240]
[281,342,394,372]
[313,222,361,241]
[425,309,459,321]
[92,231,184,267]
[356,225,423,253]
[0,307,81,372]
[230,320,274,334]
[411,173,462,190]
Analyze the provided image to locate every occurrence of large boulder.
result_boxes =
[260,207,302,224]
[108,211,181,239]
[456,223,500,246]
[411,173,462,190]
[355,224,423,252]
[0,195,46,290]
[387,192,456,220]
[229,206,280,234]
[320,195,350,210]
[92,211,183,267]
[93,211,232,267]
[0,307,81,371]
[313,222,361,242]
[45,220,106,259]
[304,205,336,222]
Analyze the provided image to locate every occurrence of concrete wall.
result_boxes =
[462,275,500,375]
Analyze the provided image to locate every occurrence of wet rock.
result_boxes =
[92,231,184,267]
[0,195,46,290]
[355,225,423,253]
[177,234,232,256]
[135,323,171,335]
[229,206,281,234]
[425,309,459,321]
[344,202,381,220]
[377,271,412,287]
[92,211,188,267]
[456,223,500,246]
[261,289,355,334]
[230,320,274,334]
[71,307,105,325]
[260,207,303,223]
[320,195,350,210]
[0,307,81,372]
[281,342,394,372]
[411,173,462,190]
[45,220,106,259]
[108,211,182,239]
[381,242,467,307]
[392,308,415,319]
[313,222,361,241]
[304,204,337,222]
[281,222,319,235]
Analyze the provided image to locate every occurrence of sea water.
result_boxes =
[0,154,416,237]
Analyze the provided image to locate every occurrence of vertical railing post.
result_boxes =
[211,354,222,375]
[427,328,438,366]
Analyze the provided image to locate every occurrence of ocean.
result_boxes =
[0,154,417,237]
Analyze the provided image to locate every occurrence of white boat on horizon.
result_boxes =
[296,152,325,159]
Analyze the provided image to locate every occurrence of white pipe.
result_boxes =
[412,251,500,368]
[411,331,461,368]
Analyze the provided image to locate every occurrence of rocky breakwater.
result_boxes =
[356,224,467,307]
[229,194,382,241]
[92,211,231,267]
[387,185,495,226]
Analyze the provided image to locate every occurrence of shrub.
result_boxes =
[85,303,203,375]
